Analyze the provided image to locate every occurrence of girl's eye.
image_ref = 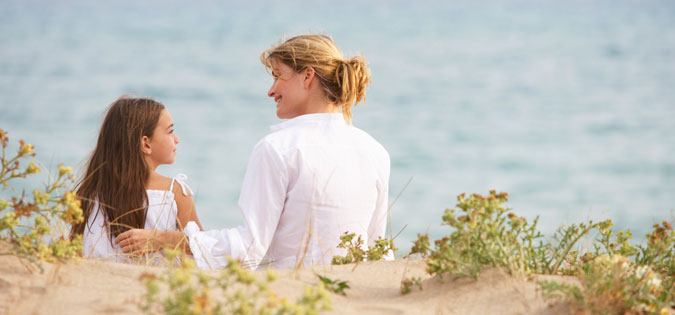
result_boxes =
[169,129,174,134]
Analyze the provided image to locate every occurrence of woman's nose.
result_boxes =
[267,81,276,98]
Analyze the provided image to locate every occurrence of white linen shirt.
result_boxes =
[184,113,390,269]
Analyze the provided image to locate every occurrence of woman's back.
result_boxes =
[82,175,191,262]
[261,113,390,268]
[185,114,389,269]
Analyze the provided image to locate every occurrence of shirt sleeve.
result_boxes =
[366,150,391,259]
[184,139,288,269]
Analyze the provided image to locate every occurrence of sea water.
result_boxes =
[1,0,674,250]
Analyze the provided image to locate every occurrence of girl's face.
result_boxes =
[145,109,179,168]
[267,58,309,119]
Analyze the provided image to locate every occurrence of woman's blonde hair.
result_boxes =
[261,34,372,123]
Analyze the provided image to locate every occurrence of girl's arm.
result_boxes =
[174,183,203,231]
[115,178,203,255]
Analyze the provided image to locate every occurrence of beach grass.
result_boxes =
[405,190,673,313]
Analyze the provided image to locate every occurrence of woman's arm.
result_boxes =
[115,176,203,255]
[367,151,391,255]
[117,140,287,267]
[115,229,190,254]
[185,139,288,269]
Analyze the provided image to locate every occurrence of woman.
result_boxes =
[116,34,390,269]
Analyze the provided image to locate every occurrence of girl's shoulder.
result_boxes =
[146,174,194,211]
[146,173,193,197]
[169,174,194,197]
[146,173,173,191]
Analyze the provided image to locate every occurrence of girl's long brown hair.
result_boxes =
[71,97,165,243]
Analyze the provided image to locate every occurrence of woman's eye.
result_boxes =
[169,129,174,134]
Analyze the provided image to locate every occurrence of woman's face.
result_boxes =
[267,58,309,119]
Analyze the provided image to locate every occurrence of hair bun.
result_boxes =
[335,55,371,111]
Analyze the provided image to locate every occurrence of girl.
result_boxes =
[117,34,390,269]
[71,97,202,262]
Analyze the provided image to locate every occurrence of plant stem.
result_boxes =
[552,224,596,274]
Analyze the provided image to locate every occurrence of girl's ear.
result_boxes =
[303,67,315,89]
[141,136,152,155]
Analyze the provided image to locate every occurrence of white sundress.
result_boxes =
[81,174,193,263]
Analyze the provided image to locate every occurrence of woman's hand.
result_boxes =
[115,229,161,254]
[115,229,191,254]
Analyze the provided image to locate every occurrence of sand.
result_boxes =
[0,252,574,315]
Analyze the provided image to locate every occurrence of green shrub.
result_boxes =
[541,253,670,314]
[406,190,673,312]
[316,274,350,296]
[140,250,332,315]
[408,190,550,279]
[542,221,673,314]
[331,231,396,265]
[400,276,423,295]
[0,129,83,271]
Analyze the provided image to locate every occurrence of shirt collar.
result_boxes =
[270,113,347,132]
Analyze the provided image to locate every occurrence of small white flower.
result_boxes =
[635,265,649,278]
[647,274,662,288]
[610,254,622,264]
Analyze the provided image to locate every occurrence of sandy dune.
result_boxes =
[0,253,572,315]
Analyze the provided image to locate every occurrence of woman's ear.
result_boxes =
[141,136,152,155]
[303,67,315,89]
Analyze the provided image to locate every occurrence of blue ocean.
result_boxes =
[1,0,674,249]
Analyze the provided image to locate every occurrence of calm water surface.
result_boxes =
[1,0,674,250]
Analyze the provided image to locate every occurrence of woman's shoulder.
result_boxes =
[252,131,291,156]
[349,125,390,157]
[257,122,389,156]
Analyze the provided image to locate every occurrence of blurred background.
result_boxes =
[1,0,674,251]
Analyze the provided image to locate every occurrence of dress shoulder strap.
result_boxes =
[169,173,194,196]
